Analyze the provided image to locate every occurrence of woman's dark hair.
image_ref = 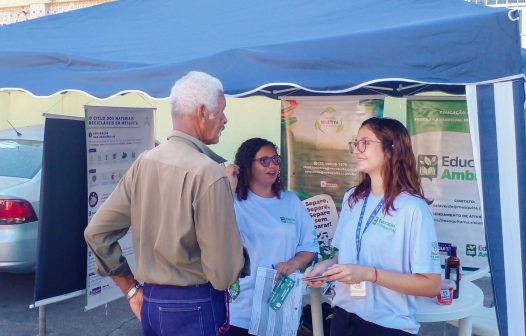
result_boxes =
[349,117,431,214]
[234,137,283,201]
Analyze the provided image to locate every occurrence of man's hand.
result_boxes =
[111,274,143,321]
[128,288,143,321]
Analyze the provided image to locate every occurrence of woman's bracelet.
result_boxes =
[126,282,142,300]
[372,267,378,283]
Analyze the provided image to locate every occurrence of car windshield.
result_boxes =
[0,139,43,178]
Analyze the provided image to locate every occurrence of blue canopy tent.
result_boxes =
[0,0,524,334]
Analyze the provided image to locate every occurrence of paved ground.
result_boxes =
[0,272,141,336]
[0,272,493,336]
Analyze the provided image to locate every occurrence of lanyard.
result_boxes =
[355,195,384,262]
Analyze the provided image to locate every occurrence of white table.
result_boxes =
[308,281,483,336]
[415,281,484,336]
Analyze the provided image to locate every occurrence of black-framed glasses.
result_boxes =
[254,155,281,167]
[348,139,382,153]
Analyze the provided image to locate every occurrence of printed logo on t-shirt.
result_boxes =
[372,217,396,233]
[431,241,440,261]
[280,217,296,224]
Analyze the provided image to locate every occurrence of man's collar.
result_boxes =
[166,130,226,164]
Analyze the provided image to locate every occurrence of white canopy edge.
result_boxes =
[0,74,523,100]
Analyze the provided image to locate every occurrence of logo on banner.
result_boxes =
[314,107,344,133]
[466,244,477,257]
[88,192,99,207]
[417,155,438,180]
[320,180,338,188]
[280,217,295,225]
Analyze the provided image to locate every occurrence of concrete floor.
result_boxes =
[0,272,493,336]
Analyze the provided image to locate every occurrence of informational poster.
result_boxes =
[281,96,383,258]
[281,96,383,207]
[407,99,486,269]
[84,106,155,310]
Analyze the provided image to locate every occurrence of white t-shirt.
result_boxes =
[230,190,319,329]
[331,190,441,335]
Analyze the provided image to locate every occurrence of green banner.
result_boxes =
[407,100,469,135]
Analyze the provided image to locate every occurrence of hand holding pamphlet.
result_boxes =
[302,274,329,281]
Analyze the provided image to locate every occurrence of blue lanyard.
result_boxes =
[355,195,384,262]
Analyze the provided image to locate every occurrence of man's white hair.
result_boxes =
[170,71,224,117]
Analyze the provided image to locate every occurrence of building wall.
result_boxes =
[491,4,526,47]
[468,0,526,46]
[0,91,282,163]
[0,0,112,25]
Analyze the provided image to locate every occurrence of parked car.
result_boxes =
[0,125,43,273]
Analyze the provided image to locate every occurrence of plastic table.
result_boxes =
[415,281,484,336]
[308,281,483,336]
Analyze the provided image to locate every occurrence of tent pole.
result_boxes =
[38,305,46,336]
[309,288,324,336]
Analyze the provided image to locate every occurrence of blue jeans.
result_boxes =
[141,282,230,336]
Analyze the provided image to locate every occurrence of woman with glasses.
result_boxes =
[226,137,318,336]
[304,117,441,336]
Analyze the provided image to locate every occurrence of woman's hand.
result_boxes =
[275,252,316,281]
[224,163,239,193]
[323,263,375,285]
[274,260,298,279]
[303,259,336,288]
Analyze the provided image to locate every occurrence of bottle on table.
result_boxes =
[445,245,461,299]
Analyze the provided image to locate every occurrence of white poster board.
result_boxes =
[84,106,155,310]
[407,99,486,270]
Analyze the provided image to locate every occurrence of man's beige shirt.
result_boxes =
[84,131,244,290]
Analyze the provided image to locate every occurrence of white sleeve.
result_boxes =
[408,201,442,274]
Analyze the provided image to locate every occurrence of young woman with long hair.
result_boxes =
[304,117,441,336]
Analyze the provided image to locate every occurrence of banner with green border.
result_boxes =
[407,99,486,269]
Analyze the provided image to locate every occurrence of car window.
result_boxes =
[0,139,43,179]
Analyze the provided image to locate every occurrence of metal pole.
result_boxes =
[38,305,46,336]
[309,287,324,336]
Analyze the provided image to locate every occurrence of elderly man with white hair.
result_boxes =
[85,71,245,336]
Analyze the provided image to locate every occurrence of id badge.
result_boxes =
[350,281,367,297]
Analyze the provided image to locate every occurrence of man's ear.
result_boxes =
[196,104,207,122]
